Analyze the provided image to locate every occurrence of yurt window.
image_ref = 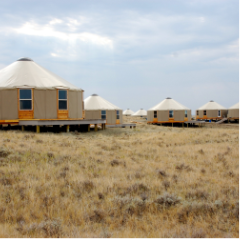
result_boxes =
[19,89,32,110]
[203,110,207,116]
[169,110,173,118]
[116,110,120,119]
[218,110,221,117]
[185,110,188,117]
[58,90,67,110]
[154,111,157,118]
[101,110,106,119]
[197,111,199,115]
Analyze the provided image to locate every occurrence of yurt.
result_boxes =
[196,100,227,120]
[147,97,191,123]
[132,108,147,117]
[84,94,123,125]
[0,57,84,122]
[123,108,134,116]
[228,103,239,119]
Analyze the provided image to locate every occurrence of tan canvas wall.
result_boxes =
[207,110,218,118]
[1,89,18,120]
[46,90,57,119]
[188,110,191,121]
[198,110,203,118]
[174,110,184,121]
[158,110,168,121]
[85,111,93,119]
[85,110,100,119]
[228,109,239,118]
[0,91,2,119]
[69,91,78,119]
[34,90,46,119]
[119,110,123,124]
[147,111,154,122]
[106,110,115,124]
[92,110,101,119]
[77,91,82,118]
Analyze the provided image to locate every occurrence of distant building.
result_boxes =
[147,97,191,123]
[132,108,147,117]
[123,108,134,116]
[0,57,84,122]
[196,101,227,120]
[84,94,123,125]
[228,103,239,120]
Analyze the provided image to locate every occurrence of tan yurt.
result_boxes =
[84,94,123,125]
[196,100,227,120]
[0,57,84,123]
[228,103,239,119]
[147,97,191,123]
[123,108,134,116]
[132,108,147,117]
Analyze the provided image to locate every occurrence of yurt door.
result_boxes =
[18,89,34,119]
[116,110,120,124]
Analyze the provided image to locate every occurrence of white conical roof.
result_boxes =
[132,108,147,116]
[229,102,239,109]
[0,57,82,91]
[148,97,190,110]
[198,101,226,110]
[123,108,134,115]
[84,94,121,110]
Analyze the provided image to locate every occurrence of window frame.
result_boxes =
[196,110,199,116]
[58,90,68,110]
[19,89,33,111]
[169,110,174,118]
[185,110,188,118]
[203,110,207,116]
[154,111,157,118]
[116,110,120,120]
[101,110,106,120]
[218,110,221,117]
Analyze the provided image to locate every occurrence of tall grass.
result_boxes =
[0,121,238,237]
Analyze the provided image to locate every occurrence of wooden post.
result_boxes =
[182,123,184,128]
[94,124,98,132]
[66,125,70,132]
[36,125,40,133]
[88,124,90,132]
[21,126,25,132]
[102,124,104,130]
[187,123,189,128]
[172,123,173,127]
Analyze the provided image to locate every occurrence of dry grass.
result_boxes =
[0,117,238,237]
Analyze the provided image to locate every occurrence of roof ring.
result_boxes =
[17,57,33,61]
[166,97,172,99]
[92,94,98,96]
[141,108,143,110]
[210,100,214,102]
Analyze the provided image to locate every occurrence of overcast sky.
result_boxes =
[0,0,238,112]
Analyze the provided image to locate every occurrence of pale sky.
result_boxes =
[0,0,238,112]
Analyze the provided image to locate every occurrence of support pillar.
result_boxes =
[130,126,132,129]
[182,123,184,128]
[66,125,70,132]
[94,124,98,132]
[172,123,173,127]
[22,126,25,132]
[88,124,90,132]
[36,125,40,133]
[187,123,189,128]
[102,124,104,130]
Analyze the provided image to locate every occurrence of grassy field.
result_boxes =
[0,118,238,237]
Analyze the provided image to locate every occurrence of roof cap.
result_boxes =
[210,100,214,102]
[17,57,33,61]
[166,97,172,99]
[91,94,98,96]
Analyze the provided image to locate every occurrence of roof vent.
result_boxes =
[17,57,33,61]
[141,108,143,110]
[92,94,98,96]
[166,97,172,99]
[210,100,214,102]
[127,108,129,110]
